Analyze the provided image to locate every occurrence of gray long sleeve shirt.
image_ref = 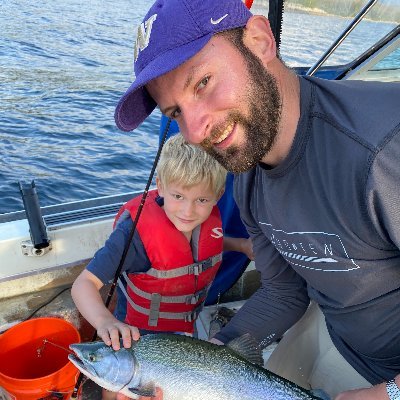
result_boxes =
[215,76,400,385]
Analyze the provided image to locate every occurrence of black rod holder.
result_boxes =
[19,180,50,249]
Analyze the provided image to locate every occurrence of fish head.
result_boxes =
[69,341,137,393]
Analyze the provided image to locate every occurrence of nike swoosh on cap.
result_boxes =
[210,14,229,25]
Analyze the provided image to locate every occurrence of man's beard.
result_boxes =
[201,49,281,173]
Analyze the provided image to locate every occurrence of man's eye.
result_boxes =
[173,194,183,200]
[198,76,210,90]
[197,198,208,204]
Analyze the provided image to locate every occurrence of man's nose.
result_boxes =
[180,105,211,145]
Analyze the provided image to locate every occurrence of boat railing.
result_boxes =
[0,190,145,225]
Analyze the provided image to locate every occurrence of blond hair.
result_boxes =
[157,134,227,196]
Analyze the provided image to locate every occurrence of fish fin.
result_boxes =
[129,383,157,397]
[310,388,331,400]
[226,333,264,366]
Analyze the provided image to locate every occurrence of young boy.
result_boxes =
[71,134,251,399]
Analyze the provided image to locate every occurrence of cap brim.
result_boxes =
[114,34,212,132]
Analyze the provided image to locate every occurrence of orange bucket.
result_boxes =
[0,317,81,400]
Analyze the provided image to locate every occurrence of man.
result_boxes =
[114,0,400,399]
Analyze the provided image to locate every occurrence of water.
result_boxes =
[0,0,397,214]
[1,0,161,214]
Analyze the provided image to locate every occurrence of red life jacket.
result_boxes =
[114,190,223,333]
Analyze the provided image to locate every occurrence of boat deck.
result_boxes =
[0,263,262,399]
[0,265,111,399]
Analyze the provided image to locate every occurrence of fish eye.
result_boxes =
[89,353,96,362]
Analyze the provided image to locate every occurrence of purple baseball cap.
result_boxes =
[114,0,253,132]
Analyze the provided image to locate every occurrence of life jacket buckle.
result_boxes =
[148,293,162,326]
[201,258,213,270]
[187,286,208,304]
[189,264,202,275]
[187,294,198,304]
[184,310,198,323]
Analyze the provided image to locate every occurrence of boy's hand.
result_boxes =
[96,316,140,350]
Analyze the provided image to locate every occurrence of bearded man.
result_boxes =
[114,1,400,399]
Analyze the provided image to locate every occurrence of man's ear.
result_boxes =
[156,177,164,196]
[243,15,277,64]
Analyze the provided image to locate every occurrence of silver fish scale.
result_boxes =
[129,334,318,400]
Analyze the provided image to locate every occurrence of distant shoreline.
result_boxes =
[285,3,329,17]
[285,3,398,25]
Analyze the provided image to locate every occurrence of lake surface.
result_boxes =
[0,0,397,213]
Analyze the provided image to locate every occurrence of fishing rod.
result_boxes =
[72,0,260,394]
[104,117,172,310]
[71,117,172,398]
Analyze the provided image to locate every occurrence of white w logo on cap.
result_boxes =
[134,14,158,62]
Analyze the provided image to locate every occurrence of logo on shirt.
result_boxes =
[259,222,360,272]
[134,14,158,62]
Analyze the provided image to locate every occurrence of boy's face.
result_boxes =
[156,178,220,241]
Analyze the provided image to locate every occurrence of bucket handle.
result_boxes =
[0,387,16,400]
[39,387,80,400]
[38,394,63,400]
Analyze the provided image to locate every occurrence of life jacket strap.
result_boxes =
[122,272,209,305]
[118,279,204,327]
[146,253,222,279]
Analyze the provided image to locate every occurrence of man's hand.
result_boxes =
[223,237,254,260]
[241,237,255,260]
[335,375,400,400]
[334,381,389,400]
